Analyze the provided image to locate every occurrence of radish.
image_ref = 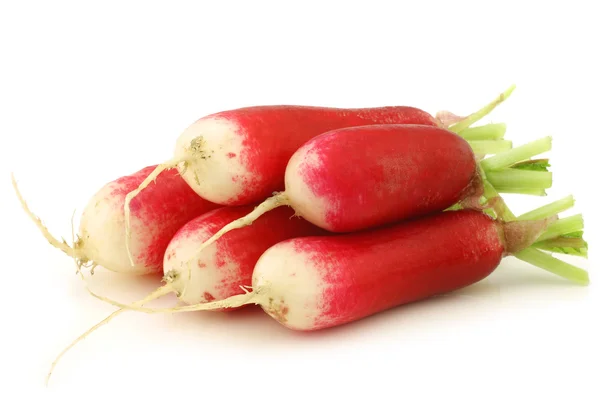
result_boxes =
[161,204,328,305]
[45,202,328,382]
[185,125,554,267]
[114,196,588,331]
[123,86,516,262]
[11,166,219,275]
[47,194,586,383]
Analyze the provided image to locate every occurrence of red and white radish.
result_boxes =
[123,87,516,262]
[161,204,328,305]
[116,202,588,331]
[12,165,219,275]
[46,202,330,381]
[185,124,554,265]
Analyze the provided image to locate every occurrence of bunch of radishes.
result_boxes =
[12,85,588,381]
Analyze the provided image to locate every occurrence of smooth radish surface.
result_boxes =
[144,105,439,207]
[12,166,219,275]
[112,202,588,331]
[58,195,588,382]
[162,205,328,305]
[45,204,328,381]
[186,124,556,262]
[123,86,515,263]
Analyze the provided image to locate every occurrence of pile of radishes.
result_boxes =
[12,85,588,382]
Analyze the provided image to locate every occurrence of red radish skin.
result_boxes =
[162,205,327,306]
[44,203,330,380]
[286,124,479,232]
[115,209,555,331]
[12,165,219,275]
[191,124,483,258]
[252,209,506,330]
[123,87,516,262]
[170,105,439,206]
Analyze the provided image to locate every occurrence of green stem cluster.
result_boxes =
[488,188,589,284]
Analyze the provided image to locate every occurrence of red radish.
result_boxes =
[11,166,219,275]
[123,86,516,261]
[114,205,588,331]
[45,202,329,381]
[185,123,554,263]
[160,204,328,306]
[49,195,586,382]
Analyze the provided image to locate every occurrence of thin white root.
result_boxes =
[179,193,290,299]
[11,173,78,258]
[124,158,186,266]
[89,290,260,314]
[46,284,175,386]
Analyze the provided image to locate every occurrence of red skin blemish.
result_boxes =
[226,152,237,158]
[297,125,476,232]
[208,105,438,205]
[289,210,504,331]
[107,165,219,273]
[203,292,215,301]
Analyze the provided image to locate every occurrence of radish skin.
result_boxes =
[162,205,328,305]
[52,196,587,382]
[45,203,328,382]
[111,205,587,330]
[123,86,516,264]
[12,166,218,275]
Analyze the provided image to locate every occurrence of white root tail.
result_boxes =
[179,193,290,299]
[11,173,80,259]
[46,284,175,386]
[89,287,261,314]
[124,158,186,266]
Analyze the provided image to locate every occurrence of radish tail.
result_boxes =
[11,173,82,260]
[89,288,261,314]
[124,158,186,266]
[46,284,175,386]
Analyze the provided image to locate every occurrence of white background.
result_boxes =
[1,1,598,399]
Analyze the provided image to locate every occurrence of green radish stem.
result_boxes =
[537,214,584,242]
[481,136,552,171]
[486,169,552,191]
[495,188,548,196]
[460,123,507,140]
[532,238,588,258]
[467,140,513,155]
[514,248,589,285]
[486,190,589,284]
[448,85,516,133]
[511,159,550,171]
[476,136,555,198]
[517,195,575,220]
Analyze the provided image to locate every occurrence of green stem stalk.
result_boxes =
[495,188,547,196]
[481,136,552,171]
[467,140,512,155]
[448,85,516,133]
[460,123,507,140]
[486,169,552,191]
[514,248,589,285]
[537,214,584,242]
[517,195,575,221]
